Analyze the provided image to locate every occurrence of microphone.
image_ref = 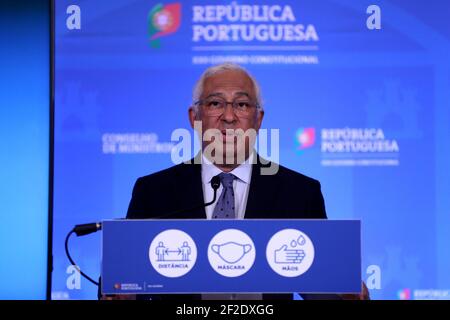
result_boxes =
[69,174,222,235]
[73,222,102,236]
[204,174,221,206]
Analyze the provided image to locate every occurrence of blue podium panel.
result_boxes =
[102,219,361,294]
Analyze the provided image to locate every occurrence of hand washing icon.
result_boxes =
[211,242,252,264]
[266,229,315,277]
[274,236,307,264]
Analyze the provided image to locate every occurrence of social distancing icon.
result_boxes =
[149,229,197,278]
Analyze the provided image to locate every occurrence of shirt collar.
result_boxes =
[201,152,254,185]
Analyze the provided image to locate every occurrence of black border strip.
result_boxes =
[47,0,55,301]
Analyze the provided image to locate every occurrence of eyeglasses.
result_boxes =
[195,97,259,117]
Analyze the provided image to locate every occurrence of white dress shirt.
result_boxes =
[201,152,253,220]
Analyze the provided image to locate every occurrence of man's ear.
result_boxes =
[188,106,197,129]
[255,109,264,132]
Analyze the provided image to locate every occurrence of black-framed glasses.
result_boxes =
[195,97,259,117]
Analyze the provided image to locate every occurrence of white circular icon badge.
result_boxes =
[266,229,314,277]
[149,229,197,278]
[208,229,255,277]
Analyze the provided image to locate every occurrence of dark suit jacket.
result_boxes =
[125,156,339,300]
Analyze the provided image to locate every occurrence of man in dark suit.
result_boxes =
[127,156,326,221]
[117,62,368,300]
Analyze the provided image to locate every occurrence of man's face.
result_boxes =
[189,69,264,165]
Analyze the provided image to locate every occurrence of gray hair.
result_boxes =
[192,62,264,112]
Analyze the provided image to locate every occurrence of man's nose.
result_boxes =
[221,103,237,122]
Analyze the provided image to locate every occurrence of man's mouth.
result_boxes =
[221,130,240,142]
[221,129,244,136]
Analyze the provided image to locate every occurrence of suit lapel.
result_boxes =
[244,157,280,219]
[177,155,279,219]
[175,160,206,219]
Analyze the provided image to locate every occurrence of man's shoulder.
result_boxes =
[278,164,320,185]
[126,161,202,219]
[259,157,321,188]
[251,157,327,219]
[135,161,197,186]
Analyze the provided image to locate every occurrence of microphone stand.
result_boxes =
[64,175,222,287]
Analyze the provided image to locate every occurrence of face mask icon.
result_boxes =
[211,241,252,264]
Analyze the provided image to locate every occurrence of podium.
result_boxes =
[101,219,361,295]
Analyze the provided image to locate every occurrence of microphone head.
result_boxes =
[211,175,221,190]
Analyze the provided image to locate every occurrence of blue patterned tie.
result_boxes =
[212,173,236,219]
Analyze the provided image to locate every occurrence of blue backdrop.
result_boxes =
[53,0,450,300]
[0,0,50,299]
